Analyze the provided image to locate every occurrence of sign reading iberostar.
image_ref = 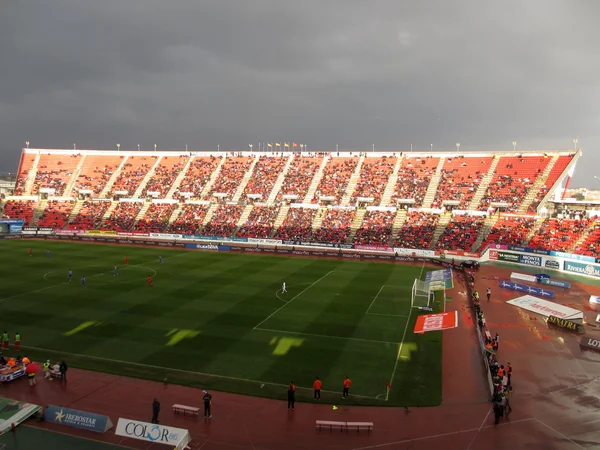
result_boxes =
[44,405,113,433]
[115,418,191,448]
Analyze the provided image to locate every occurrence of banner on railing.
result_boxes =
[247,238,283,245]
[44,405,113,433]
[115,418,190,448]
[500,280,555,298]
[563,261,600,279]
[355,244,392,252]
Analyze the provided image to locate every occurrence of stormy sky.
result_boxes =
[0,0,599,187]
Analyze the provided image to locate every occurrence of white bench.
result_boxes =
[485,331,492,340]
[347,421,374,432]
[316,420,346,431]
[173,404,200,416]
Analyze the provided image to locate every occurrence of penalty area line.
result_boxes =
[20,344,378,401]
[386,300,413,400]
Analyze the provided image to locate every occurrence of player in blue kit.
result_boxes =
[113,264,118,276]
[159,256,163,264]
[68,269,72,282]
[81,276,87,288]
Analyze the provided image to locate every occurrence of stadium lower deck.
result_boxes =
[1,148,598,258]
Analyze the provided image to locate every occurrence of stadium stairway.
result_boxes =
[389,209,408,245]
[421,158,446,208]
[428,213,452,250]
[345,208,367,244]
[66,200,85,225]
[133,156,163,198]
[341,155,365,205]
[99,156,130,198]
[266,154,295,203]
[133,201,152,225]
[101,201,119,222]
[23,153,41,195]
[200,155,226,199]
[165,156,196,199]
[379,156,403,206]
[311,206,328,230]
[235,204,254,229]
[517,155,559,213]
[303,155,330,203]
[523,217,545,245]
[232,155,260,203]
[166,203,184,226]
[29,199,48,226]
[467,155,500,210]
[202,203,219,226]
[62,155,87,198]
[471,214,499,252]
[568,222,597,254]
[270,204,290,237]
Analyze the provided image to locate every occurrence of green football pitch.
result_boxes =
[0,240,443,406]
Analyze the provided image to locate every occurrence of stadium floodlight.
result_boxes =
[137,144,140,151]
[456,143,460,151]
[573,138,579,149]
[512,141,517,151]
[185,145,188,152]
[372,144,375,152]
[25,141,29,148]
[217,144,220,152]
[336,144,339,152]
[430,144,433,152]
[594,176,600,181]
[154,144,157,151]
[116,143,120,151]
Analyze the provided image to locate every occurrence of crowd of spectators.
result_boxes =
[66,201,110,230]
[273,208,317,241]
[313,158,358,202]
[434,156,491,208]
[37,201,74,228]
[391,161,436,206]
[209,157,253,196]
[13,155,37,195]
[73,156,123,196]
[109,157,156,196]
[143,156,189,198]
[134,204,177,232]
[32,154,81,197]
[354,210,395,246]
[276,157,321,202]
[176,157,221,198]
[478,216,535,250]
[351,157,396,205]
[311,209,355,244]
[200,205,243,237]
[394,212,439,249]
[243,156,287,199]
[166,204,207,235]
[435,215,486,251]
[528,218,592,252]
[575,220,600,257]
[236,206,280,238]
[2,200,37,224]
[100,202,143,232]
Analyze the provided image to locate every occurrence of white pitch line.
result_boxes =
[365,285,386,315]
[0,252,189,303]
[466,406,492,449]
[366,312,410,318]
[253,270,334,330]
[386,298,413,400]
[20,344,378,400]
[534,418,586,450]
[254,327,400,346]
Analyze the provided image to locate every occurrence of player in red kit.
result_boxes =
[148,276,152,287]
[28,248,32,256]
[124,256,129,265]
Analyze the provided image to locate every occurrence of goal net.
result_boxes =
[411,279,433,309]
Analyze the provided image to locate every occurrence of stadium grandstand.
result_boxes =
[1,147,599,257]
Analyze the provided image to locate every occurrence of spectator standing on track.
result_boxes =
[493,400,503,425]
[59,360,68,385]
[506,362,512,386]
[203,390,212,418]
[2,331,9,351]
[487,287,491,301]
[342,376,352,399]
[313,377,322,400]
[287,383,295,411]
[151,398,160,424]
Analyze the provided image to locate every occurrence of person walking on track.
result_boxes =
[313,377,322,400]
[342,376,352,399]
[203,390,212,418]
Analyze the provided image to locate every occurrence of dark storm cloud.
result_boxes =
[0,0,599,186]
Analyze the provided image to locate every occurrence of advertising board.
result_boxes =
[498,252,520,263]
[506,295,583,320]
[500,281,555,298]
[539,278,571,289]
[580,337,600,351]
[519,254,542,267]
[44,405,113,433]
[546,316,584,333]
[413,311,458,334]
[115,418,190,447]
[563,261,600,279]
[510,272,538,283]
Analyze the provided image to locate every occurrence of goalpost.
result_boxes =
[411,279,447,311]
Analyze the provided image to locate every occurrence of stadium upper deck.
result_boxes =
[2,148,597,257]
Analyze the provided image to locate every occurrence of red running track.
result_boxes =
[4,265,600,449]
